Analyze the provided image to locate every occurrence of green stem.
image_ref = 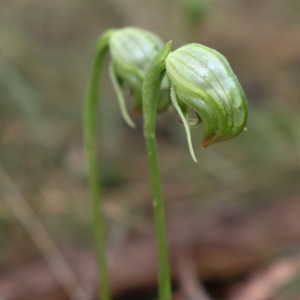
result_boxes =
[142,41,172,300]
[83,29,115,300]
[144,135,172,300]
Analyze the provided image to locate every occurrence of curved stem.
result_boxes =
[142,41,172,300]
[83,29,115,300]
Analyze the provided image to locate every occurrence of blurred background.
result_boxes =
[1,0,300,299]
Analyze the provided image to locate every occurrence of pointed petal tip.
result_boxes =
[201,136,215,148]
[166,40,173,49]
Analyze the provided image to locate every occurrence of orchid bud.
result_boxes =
[165,43,248,161]
[108,27,170,127]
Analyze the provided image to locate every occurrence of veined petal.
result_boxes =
[166,43,248,148]
[109,27,170,113]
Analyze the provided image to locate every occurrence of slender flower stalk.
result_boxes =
[142,42,173,300]
[83,29,114,300]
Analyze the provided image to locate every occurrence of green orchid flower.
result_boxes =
[107,27,170,127]
[143,42,248,162]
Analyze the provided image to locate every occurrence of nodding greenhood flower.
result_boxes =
[166,43,248,161]
[142,41,248,162]
[106,27,170,128]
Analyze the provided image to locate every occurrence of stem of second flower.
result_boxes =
[142,41,173,300]
[83,29,115,300]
